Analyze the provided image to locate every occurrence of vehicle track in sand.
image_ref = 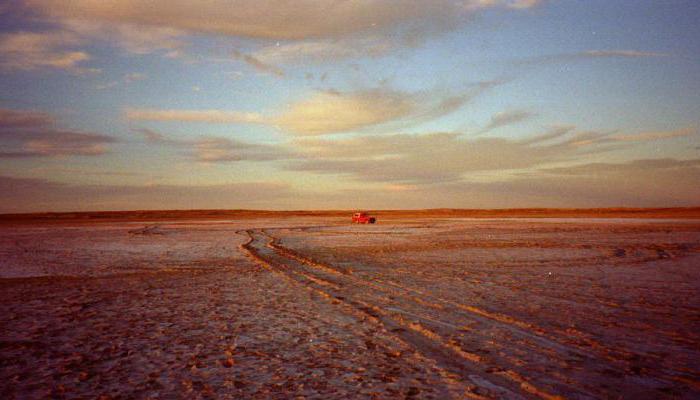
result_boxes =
[240,229,597,399]
[239,227,700,399]
[282,224,700,379]
[240,229,531,399]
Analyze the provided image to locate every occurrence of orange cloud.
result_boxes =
[0,31,96,73]
[612,127,696,141]
[126,83,497,135]
[26,0,464,40]
[125,109,265,124]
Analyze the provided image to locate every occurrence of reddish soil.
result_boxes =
[1,215,699,399]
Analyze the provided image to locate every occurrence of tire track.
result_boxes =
[240,229,570,400]
[259,227,700,398]
[267,229,603,358]
[273,226,700,390]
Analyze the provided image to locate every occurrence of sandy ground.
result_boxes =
[1,217,699,399]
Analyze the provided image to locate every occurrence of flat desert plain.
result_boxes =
[1,212,699,399]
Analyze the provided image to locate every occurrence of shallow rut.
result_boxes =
[240,229,584,399]
[239,227,699,399]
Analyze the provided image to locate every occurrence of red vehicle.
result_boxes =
[352,212,376,224]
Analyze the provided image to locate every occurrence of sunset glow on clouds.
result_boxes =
[1,1,699,211]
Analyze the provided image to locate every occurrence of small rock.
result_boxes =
[222,358,235,368]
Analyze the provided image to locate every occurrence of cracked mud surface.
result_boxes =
[1,218,699,399]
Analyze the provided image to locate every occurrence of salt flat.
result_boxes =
[1,217,699,399]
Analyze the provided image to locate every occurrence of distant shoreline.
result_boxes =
[2,207,700,225]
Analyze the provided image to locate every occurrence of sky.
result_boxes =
[0,0,699,212]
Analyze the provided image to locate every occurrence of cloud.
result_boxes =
[507,0,541,9]
[133,128,296,162]
[23,0,541,63]
[126,83,498,135]
[0,108,116,157]
[3,157,697,212]
[288,123,695,184]
[478,110,536,134]
[26,0,465,40]
[274,83,497,135]
[542,158,700,176]
[465,0,542,10]
[192,137,296,162]
[231,50,285,78]
[0,131,115,157]
[517,125,575,145]
[0,31,96,73]
[580,50,668,58]
[125,109,265,124]
[442,157,700,207]
[554,130,615,148]
[252,36,395,65]
[30,166,148,178]
[133,127,172,144]
[288,131,588,183]
[0,108,54,128]
[274,89,415,135]
[0,175,295,212]
[532,126,696,148]
[96,72,147,90]
[124,72,147,82]
[45,17,186,56]
[517,49,669,66]
[518,158,700,206]
[611,126,697,141]
[315,157,700,209]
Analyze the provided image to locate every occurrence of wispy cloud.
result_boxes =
[517,125,696,148]
[314,157,700,209]
[580,50,668,58]
[287,132,581,183]
[96,72,147,90]
[126,82,498,135]
[3,156,698,212]
[53,19,185,57]
[516,49,669,65]
[0,108,54,128]
[273,89,416,135]
[0,108,115,157]
[454,157,700,207]
[23,0,540,64]
[464,0,542,11]
[477,110,537,134]
[611,126,696,141]
[517,125,575,145]
[132,127,182,145]
[0,31,97,73]
[25,0,466,40]
[133,128,296,162]
[231,50,285,77]
[252,37,395,65]
[288,124,695,184]
[543,158,700,176]
[125,109,265,124]
[193,137,295,162]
